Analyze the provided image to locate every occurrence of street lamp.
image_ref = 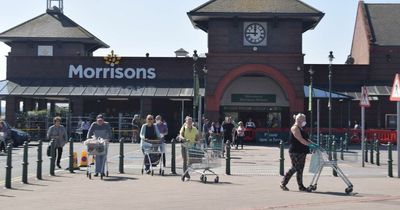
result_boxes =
[193,50,199,123]
[328,51,334,159]
[308,66,314,141]
[202,65,208,119]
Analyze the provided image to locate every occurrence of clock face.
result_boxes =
[244,23,266,44]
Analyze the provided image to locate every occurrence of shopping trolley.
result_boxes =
[307,146,354,194]
[84,138,109,179]
[141,139,165,176]
[181,138,224,183]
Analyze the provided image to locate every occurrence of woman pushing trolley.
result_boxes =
[85,114,112,179]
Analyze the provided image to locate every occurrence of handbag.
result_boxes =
[46,144,51,157]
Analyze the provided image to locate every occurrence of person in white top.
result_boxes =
[235,121,245,149]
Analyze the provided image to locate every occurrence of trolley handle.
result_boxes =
[143,139,161,144]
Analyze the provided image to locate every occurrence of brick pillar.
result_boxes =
[23,98,35,112]
[70,97,84,117]
[5,97,18,126]
[49,101,57,116]
[38,99,47,110]
[207,111,220,123]
[140,98,152,117]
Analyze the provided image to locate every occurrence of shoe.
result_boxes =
[57,164,62,169]
[299,186,308,192]
[145,169,151,174]
[280,184,289,191]
[101,173,106,177]
[94,173,99,177]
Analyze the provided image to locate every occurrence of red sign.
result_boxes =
[390,74,400,101]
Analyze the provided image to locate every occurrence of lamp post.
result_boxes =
[202,65,208,118]
[328,51,334,159]
[309,66,314,141]
[193,50,199,123]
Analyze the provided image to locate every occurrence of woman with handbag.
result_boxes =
[47,116,68,169]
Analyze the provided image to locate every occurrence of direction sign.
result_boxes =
[359,86,370,107]
[390,74,400,101]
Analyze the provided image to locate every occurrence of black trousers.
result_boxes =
[236,136,244,148]
[281,153,307,188]
[55,147,63,165]
[0,140,6,152]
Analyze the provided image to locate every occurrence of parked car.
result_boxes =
[2,121,31,147]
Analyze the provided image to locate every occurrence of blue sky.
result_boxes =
[1,0,400,80]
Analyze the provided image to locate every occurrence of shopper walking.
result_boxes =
[235,121,245,149]
[280,113,317,191]
[178,117,199,179]
[47,116,68,169]
[155,115,168,167]
[0,120,10,153]
[140,115,161,174]
[131,114,142,143]
[87,114,112,176]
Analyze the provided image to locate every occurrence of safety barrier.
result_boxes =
[351,129,397,144]
[2,136,396,190]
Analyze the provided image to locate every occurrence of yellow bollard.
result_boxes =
[73,152,80,169]
[79,150,88,167]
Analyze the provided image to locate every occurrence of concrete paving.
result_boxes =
[0,144,399,210]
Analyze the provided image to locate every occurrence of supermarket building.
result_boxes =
[0,0,399,138]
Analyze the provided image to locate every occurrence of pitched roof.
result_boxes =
[188,0,324,32]
[363,3,400,46]
[0,10,109,49]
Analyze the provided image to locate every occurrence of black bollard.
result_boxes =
[388,143,393,177]
[344,133,349,152]
[279,140,285,176]
[365,140,368,163]
[37,140,43,180]
[332,141,338,177]
[325,135,329,150]
[171,139,176,174]
[370,141,374,164]
[376,140,380,166]
[5,143,13,189]
[119,138,124,174]
[319,133,323,147]
[49,140,55,176]
[328,136,332,161]
[226,140,231,175]
[340,137,344,161]
[22,141,29,184]
[68,138,74,173]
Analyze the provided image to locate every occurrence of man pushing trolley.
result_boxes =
[179,117,223,183]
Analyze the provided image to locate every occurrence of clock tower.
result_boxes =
[188,0,324,123]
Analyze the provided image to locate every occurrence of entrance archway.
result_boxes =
[206,64,303,116]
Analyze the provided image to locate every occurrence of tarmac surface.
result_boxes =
[0,143,399,210]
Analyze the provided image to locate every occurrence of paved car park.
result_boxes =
[0,142,399,209]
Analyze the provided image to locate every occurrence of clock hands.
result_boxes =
[244,23,266,44]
